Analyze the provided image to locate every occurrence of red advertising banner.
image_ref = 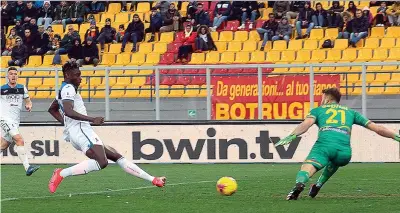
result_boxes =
[212,75,340,120]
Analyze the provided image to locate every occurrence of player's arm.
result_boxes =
[366,122,400,142]
[291,117,316,136]
[47,99,64,124]
[23,86,32,112]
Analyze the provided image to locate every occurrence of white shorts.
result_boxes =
[65,123,103,153]
[1,120,20,143]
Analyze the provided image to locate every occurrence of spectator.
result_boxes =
[238,1,260,30]
[287,1,306,22]
[387,2,400,26]
[155,1,170,17]
[14,20,24,38]
[176,24,196,64]
[116,24,125,43]
[89,1,105,14]
[272,17,292,43]
[273,1,290,19]
[79,37,99,66]
[312,2,327,28]
[160,3,181,33]
[2,28,17,56]
[295,2,314,39]
[97,18,116,53]
[211,1,231,31]
[145,7,163,42]
[121,14,144,53]
[195,25,217,52]
[37,1,53,29]
[186,1,198,20]
[257,13,278,51]
[362,6,374,27]
[52,1,69,25]
[338,11,353,39]
[349,9,369,47]
[1,30,5,54]
[52,25,79,64]
[8,37,28,67]
[22,28,36,55]
[46,26,54,39]
[193,3,211,29]
[68,38,83,64]
[64,1,85,29]
[327,1,344,28]
[229,1,245,22]
[84,20,100,42]
[31,25,50,55]
[1,1,14,30]
[23,1,38,24]
[13,1,25,22]
[46,35,61,55]
[22,18,38,36]
[375,1,388,27]
[346,1,357,16]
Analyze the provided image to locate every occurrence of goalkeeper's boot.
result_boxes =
[49,168,64,193]
[152,176,166,187]
[308,184,321,198]
[26,165,40,176]
[286,183,305,200]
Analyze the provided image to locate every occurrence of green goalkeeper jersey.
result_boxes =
[307,103,371,147]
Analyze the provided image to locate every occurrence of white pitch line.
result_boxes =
[1,180,214,202]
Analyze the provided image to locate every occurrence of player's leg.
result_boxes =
[1,137,10,153]
[104,145,166,187]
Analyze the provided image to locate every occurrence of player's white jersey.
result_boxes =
[0,84,29,124]
[56,82,89,131]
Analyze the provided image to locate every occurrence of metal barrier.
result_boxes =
[1,61,400,120]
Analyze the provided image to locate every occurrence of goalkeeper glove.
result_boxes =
[395,134,400,142]
[275,134,297,147]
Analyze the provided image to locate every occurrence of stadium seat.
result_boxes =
[189,53,205,64]
[211,31,219,41]
[266,51,281,62]
[52,25,63,34]
[242,41,257,52]
[176,76,191,85]
[372,48,388,61]
[159,32,174,43]
[225,20,240,31]
[1,56,11,68]
[355,49,372,61]
[138,86,154,98]
[101,13,115,22]
[159,53,175,65]
[205,52,220,64]
[35,91,52,99]
[364,38,380,49]
[109,44,122,54]
[167,42,181,53]
[174,32,186,43]
[334,39,349,50]
[342,49,357,61]
[258,41,272,51]
[115,54,131,65]
[248,30,260,41]
[324,28,339,40]
[129,53,146,65]
[234,31,248,41]
[303,40,318,50]
[249,51,266,63]
[145,32,159,42]
[143,53,160,65]
[219,31,233,42]
[326,49,341,62]
[169,85,185,97]
[388,48,400,60]
[214,42,227,52]
[370,27,385,38]
[374,73,391,83]
[272,40,287,50]
[310,49,326,63]
[153,43,167,54]
[280,51,296,62]
[35,71,50,76]
[294,50,311,62]
[28,78,43,88]
[226,42,242,52]
[113,77,131,87]
[79,23,90,34]
[386,27,400,38]
[384,82,400,95]
[191,75,206,85]
[110,89,125,98]
[139,43,153,53]
[235,52,250,63]
[136,2,150,13]
[183,85,200,98]
[100,54,116,65]
[132,77,146,86]
[368,83,385,95]
[25,56,42,67]
[115,13,130,23]
[107,3,121,13]
[309,29,324,40]
[380,38,396,48]
[287,40,303,50]
[124,88,140,98]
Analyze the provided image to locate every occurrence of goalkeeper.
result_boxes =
[275,88,400,200]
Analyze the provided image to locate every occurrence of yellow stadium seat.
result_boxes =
[318,61,337,72]
[143,12,151,23]
[219,31,233,42]
[124,88,140,98]
[386,27,400,38]
[35,91,51,99]
[266,51,281,62]
[272,40,287,50]
[372,48,388,61]
[145,32,159,42]
[346,74,360,84]
[326,49,341,61]
[380,38,396,48]
[41,55,54,66]
[342,49,357,61]
[205,52,220,64]
[42,78,56,87]
[258,41,272,51]
[211,32,219,41]
[249,51,266,63]
[334,39,349,50]
[169,85,185,98]
[220,52,235,64]
[248,30,260,41]
[303,40,318,50]
[35,71,50,76]
[280,51,296,62]
[388,48,400,60]
[374,73,391,83]
[28,78,43,88]
[183,85,200,98]
[294,50,311,62]
[136,2,151,13]
[214,42,227,52]
[180,2,189,12]
[109,44,122,54]
[355,49,372,61]
[79,23,90,34]
[391,73,400,82]
[110,89,125,98]
[139,43,153,53]
[100,54,116,65]
[115,54,131,65]
[364,38,380,49]
[115,13,130,23]
[138,86,154,98]
[235,52,250,63]
[25,56,42,67]
[384,83,400,95]
[52,25,63,34]
[159,32,174,43]
[381,60,399,71]
[1,56,11,68]
[189,53,205,64]
[226,42,242,52]
[365,74,377,83]
[89,77,103,87]
[368,83,385,95]
[114,77,132,86]
[158,85,169,98]
[309,29,324,40]
[108,77,118,86]
[370,27,385,38]
[324,28,339,40]
[19,71,35,77]
[17,78,27,86]
[242,41,257,52]
[144,53,160,65]
[153,43,167,54]
[107,3,121,13]
[287,40,303,50]
[93,90,106,99]
[234,31,248,42]
[129,53,146,65]
[310,49,326,62]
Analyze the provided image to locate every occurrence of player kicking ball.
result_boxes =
[1,67,40,176]
[47,61,165,193]
[275,88,400,200]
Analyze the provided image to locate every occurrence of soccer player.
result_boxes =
[1,67,40,176]
[47,61,166,193]
[275,88,400,200]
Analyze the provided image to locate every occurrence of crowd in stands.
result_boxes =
[1,1,400,67]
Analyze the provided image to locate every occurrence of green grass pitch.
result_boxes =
[1,164,400,213]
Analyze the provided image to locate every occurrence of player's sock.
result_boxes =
[316,162,339,187]
[15,145,30,171]
[60,159,101,178]
[116,157,154,182]
[296,170,310,184]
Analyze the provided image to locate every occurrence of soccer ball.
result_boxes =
[216,177,237,196]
